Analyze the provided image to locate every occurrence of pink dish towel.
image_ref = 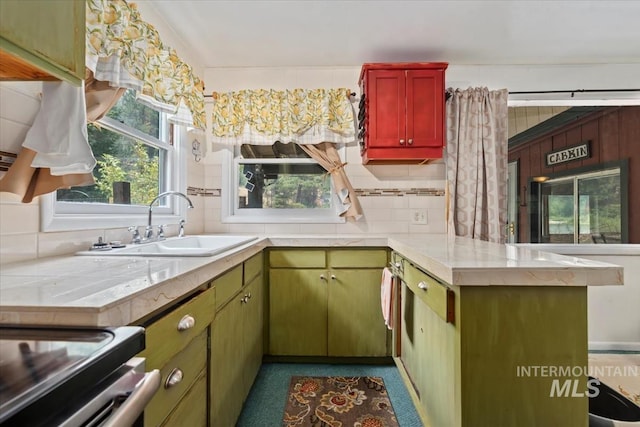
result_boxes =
[381,267,394,330]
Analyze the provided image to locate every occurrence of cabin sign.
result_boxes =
[545,142,590,166]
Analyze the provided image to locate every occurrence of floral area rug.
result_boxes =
[283,376,399,427]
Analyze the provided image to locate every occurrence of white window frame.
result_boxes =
[40,113,187,232]
[221,145,346,224]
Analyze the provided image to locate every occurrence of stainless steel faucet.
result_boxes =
[146,191,194,240]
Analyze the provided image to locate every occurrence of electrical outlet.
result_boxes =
[411,210,428,225]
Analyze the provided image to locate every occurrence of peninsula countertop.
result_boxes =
[0,234,624,327]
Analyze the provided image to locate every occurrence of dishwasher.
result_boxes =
[0,325,160,427]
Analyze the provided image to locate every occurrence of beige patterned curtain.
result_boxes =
[298,142,363,221]
[210,88,355,144]
[86,0,205,129]
[445,87,508,243]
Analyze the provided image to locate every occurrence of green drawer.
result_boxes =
[328,248,388,268]
[140,287,215,369]
[404,262,453,323]
[244,253,263,285]
[269,249,326,268]
[144,330,207,427]
[213,265,243,310]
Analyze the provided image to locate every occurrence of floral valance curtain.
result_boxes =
[85,0,205,129]
[210,88,355,145]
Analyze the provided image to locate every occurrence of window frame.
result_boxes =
[221,144,346,224]
[40,111,188,232]
[530,159,629,244]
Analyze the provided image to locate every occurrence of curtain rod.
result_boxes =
[203,91,357,98]
[508,88,640,95]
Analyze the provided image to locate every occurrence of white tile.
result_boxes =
[227,224,266,234]
[299,223,338,235]
[0,119,31,153]
[367,221,410,234]
[0,233,37,264]
[265,223,301,234]
[336,221,369,235]
[0,84,41,125]
[0,202,39,234]
[391,209,411,222]
[205,222,230,234]
[362,208,393,221]
[38,230,104,259]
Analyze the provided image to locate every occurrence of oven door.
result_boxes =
[60,357,160,427]
[0,325,153,427]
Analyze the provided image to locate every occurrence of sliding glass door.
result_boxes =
[539,168,622,244]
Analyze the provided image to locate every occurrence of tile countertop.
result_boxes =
[0,234,623,327]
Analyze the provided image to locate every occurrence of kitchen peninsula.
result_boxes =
[0,235,624,427]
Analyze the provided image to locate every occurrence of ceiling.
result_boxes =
[141,0,640,69]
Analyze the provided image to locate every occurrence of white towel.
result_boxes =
[381,267,394,330]
[22,81,96,175]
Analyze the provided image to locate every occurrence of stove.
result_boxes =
[0,325,152,426]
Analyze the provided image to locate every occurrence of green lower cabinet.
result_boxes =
[269,269,328,356]
[210,262,264,427]
[327,269,388,357]
[268,248,389,357]
[160,371,207,427]
[400,274,589,427]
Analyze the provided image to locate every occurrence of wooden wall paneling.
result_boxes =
[540,137,554,177]
[518,147,531,242]
[580,119,600,168]
[599,110,620,163]
[618,107,640,242]
[529,143,542,178]
[551,132,567,173]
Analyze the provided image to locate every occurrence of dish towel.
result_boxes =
[22,81,96,175]
[381,267,394,330]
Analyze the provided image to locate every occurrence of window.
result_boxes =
[41,90,186,231]
[222,141,344,223]
[537,164,627,243]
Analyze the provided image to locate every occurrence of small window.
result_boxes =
[538,166,626,243]
[41,90,186,231]
[223,141,344,223]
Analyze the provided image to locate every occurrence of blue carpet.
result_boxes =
[237,363,423,427]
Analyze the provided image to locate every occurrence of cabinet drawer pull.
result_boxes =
[330,275,336,280]
[418,281,429,291]
[164,368,183,389]
[408,138,413,145]
[177,314,195,331]
[320,274,326,281]
[240,296,248,304]
[399,139,405,145]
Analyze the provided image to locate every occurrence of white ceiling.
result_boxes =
[141,0,640,69]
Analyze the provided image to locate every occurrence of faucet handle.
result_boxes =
[157,224,166,239]
[144,225,154,240]
[128,226,142,244]
[178,219,186,238]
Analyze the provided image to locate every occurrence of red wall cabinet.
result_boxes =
[358,63,448,163]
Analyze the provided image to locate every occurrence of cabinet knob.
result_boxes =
[246,292,252,299]
[240,296,248,303]
[331,275,336,280]
[177,314,195,331]
[399,139,405,145]
[164,368,183,389]
[320,274,327,281]
[418,281,429,291]
[408,138,413,145]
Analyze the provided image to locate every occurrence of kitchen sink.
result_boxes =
[76,235,259,257]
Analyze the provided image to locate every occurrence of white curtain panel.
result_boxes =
[445,87,509,243]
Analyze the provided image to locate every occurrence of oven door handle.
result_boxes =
[102,369,161,427]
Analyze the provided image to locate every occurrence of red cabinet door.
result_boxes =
[367,69,406,149]
[406,69,444,148]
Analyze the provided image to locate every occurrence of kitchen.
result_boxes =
[1,1,639,426]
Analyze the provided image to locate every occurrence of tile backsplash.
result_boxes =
[0,67,447,264]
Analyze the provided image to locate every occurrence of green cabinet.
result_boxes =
[210,253,264,427]
[136,285,215,427]
[0,0,85,85]
[396,252,589,427]
[268,248,389,357]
